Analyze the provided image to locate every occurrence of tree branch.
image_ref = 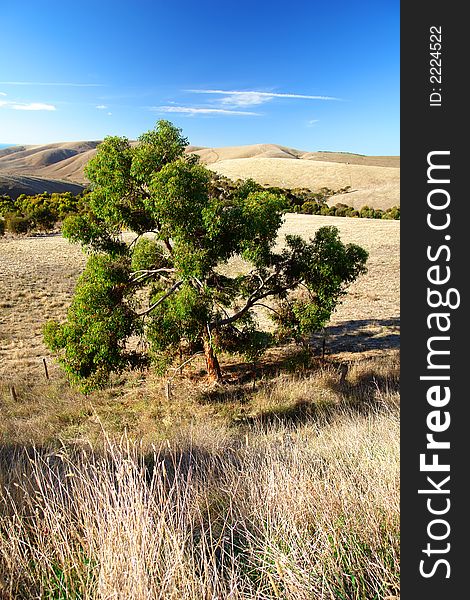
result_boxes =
[137,280,183,316]
[209,273,301,328]
[167,351,204,379]
[252,302,283,318]
[210,289,271,327]
[128,232,144,250]
[191,277,206,294]
[130,267,176,283]
[163,238,173,255]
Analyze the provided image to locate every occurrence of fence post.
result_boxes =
[42,357,49,380]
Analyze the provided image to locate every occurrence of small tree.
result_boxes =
[44,121,368,390]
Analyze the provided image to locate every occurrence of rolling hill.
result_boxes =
[0,141,399,208]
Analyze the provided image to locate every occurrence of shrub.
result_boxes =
[4,213,33,234]
[383,206,400,219]
[0,194,15,217]
[301,200,322,215]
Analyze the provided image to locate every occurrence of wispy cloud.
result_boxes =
[186,89,341,107]
[307,119,320,127]
[0,100,56,111]
[13,102,56,111]
[0,81,103,87]
[219,92,273,107]
[96,104,108,109]
[152,105,261,116]
[0,92,6,96]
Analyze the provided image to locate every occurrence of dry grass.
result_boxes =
[300,152,399,168]
[0,344,399,447]
[0,214,400,599]
[0,234,86,380]
[0,351,400,599]
[207,158,399,210]
[0,382,399,599]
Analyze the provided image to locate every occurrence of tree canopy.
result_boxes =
[44,120,368,390]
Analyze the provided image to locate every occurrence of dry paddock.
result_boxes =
[0,214,399,382]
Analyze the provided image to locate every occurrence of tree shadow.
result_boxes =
[0,441,240,507]
[198,317,399,406]
[240,399,333,429]
[198,354,398,433]
[239,363,399,430]
[314,317,400,355]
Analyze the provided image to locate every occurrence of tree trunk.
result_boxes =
[203,334,223,382]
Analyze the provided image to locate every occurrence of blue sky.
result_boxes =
[0,0,399,154]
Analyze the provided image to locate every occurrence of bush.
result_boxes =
[382,206,400,219]
[4,213,33,234]
[333,203,351,217]
[301,200,322,215]
[359,206,374,219]
[0,191,87,235]
[0,194,15,217]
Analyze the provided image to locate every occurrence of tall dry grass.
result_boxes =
[0,400,399,599]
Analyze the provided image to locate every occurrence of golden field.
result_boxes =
[0,213,400,599]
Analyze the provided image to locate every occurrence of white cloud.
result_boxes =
[10,102,56,111]
[153,105,261,116]
[187,89,341,102]
[0,92,6,96]
[107,112,112,116]
[96,104,108,109]
[0,98,56,111]
[307,119,320,127]
[219,92,273,107]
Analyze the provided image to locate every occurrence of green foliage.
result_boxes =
[44,121,369,389]
[44,255,138,391]
[270,228,368,341]
[239,191,286,265]
[61,212,126,256]
[147,283,210,353]
[130,237,170,272]
[132,119,189,183]
[382,205,400,219]
[333,203,354,218]
[0,191,85,234]
[0,194,15,216]
[300,200,323,215]
[3,213,33,234]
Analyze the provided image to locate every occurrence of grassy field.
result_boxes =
[0,214,399,381]
[207,159,399,211]
[0,214,400,599]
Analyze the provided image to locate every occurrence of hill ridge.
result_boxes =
[0,141,399,209]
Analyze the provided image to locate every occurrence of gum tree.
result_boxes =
[44,121,368,390]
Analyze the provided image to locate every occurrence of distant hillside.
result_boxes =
[0,141,100,185]
[0,174,85,200]
[0,141,399,209]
